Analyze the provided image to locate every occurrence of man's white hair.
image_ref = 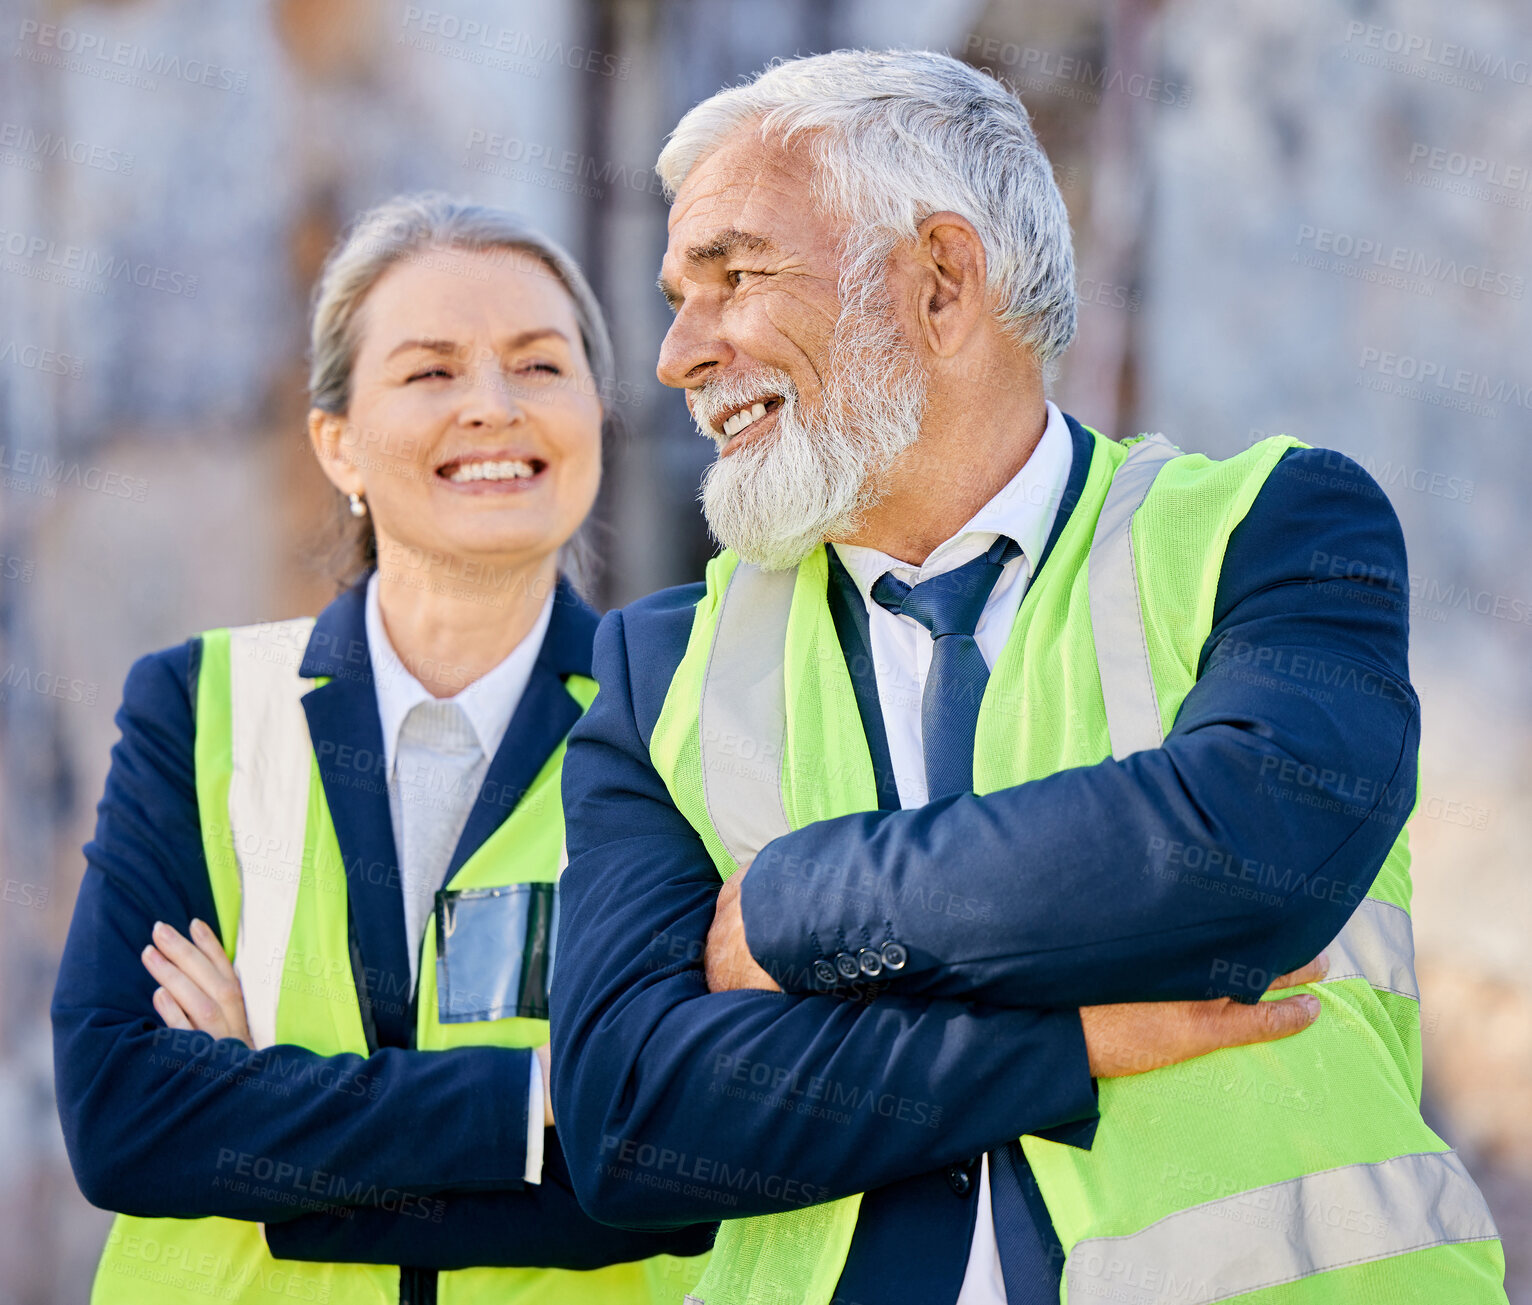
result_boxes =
[657,48,1077,368]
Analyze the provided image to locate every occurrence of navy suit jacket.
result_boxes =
[51,575,710,1271]
[551,420,1419,1304]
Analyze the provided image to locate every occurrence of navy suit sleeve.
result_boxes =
[741,448,1420,1007]
[550,603,1099,1230]
[52,645,536,1221]
[263,1135,714,1268]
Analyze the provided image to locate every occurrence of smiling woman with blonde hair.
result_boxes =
[52,193,710,1304]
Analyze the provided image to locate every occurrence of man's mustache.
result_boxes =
[690,370,798,445]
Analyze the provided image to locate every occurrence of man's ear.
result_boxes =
[909,211,988,359]
[308,408,363,497]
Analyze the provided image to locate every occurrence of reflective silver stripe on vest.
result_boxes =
[1323,897,1418,1001]
[698,563,796,868]
[1065,1149,1499,1305]
[226,619,317,1049]
[1086,441,1421,1006]
[1087,433,1182,760]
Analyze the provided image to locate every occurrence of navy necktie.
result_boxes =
[875,533,1062,1303]
[989,1139,1066,1303]
[870,533,1021,801]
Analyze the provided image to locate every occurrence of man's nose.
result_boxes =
[657,301,734,390]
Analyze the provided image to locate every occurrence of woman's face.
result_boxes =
[313,245,603,579]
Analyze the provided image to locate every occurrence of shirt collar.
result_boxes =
[364,571,555,777]
[832,398,1074,599]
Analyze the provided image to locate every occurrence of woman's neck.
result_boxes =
[373,548,558,699]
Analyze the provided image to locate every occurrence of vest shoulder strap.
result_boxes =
[1087,433,1182,759]
[218,618,318,1049]
[698,563,796,869]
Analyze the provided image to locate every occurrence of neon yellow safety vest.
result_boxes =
[651,430,1505,1305]
[92,619,708,1305]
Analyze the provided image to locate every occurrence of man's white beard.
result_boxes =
[695,286,928,571]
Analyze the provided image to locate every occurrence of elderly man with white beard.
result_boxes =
[550,49,1505,1305]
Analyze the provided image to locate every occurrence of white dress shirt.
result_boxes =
[365,571,555,1183]
[831,399,1073,1304]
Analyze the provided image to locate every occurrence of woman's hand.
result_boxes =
[141,918,254,1047]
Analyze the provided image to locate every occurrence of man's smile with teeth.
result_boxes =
[716,397,780,441]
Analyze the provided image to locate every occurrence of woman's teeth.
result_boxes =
[446,459,537,483]
[721,401,770,439]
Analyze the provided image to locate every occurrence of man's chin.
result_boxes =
[699,428,875,570]
[704,521,824,572]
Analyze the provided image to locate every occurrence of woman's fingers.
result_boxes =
[150,921,227,1004]
[189,917,233,976]
[187,919,254,1046]
[142,942,224,1033]
[142,922,247,1041]
[153,986,193,1031]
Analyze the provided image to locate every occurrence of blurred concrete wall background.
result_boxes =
[0,0,1527,1299]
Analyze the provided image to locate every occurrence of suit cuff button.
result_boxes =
[834,952,862,981]
[856,948,884,978]
[813,959,839,986]
[879,941,908,971]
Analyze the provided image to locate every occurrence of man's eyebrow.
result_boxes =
[685,228,776,264]
[657,229,778,309]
